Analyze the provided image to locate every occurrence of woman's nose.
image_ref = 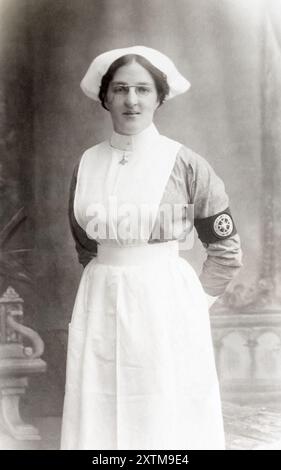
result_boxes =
[125,87,138,106]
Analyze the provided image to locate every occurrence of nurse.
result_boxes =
[61,46,242,450]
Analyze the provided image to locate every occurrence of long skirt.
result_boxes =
[60,241,225,450]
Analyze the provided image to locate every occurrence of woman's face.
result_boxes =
[105,61,159,135]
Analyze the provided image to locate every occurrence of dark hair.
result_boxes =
[98,54,170,110]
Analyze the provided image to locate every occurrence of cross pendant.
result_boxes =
[119,153,129,165]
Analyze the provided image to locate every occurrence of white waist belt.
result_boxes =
[97,240,179,266]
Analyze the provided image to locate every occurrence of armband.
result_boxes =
[194,208,236,244]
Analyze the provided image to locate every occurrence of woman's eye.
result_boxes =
[113,86,127,94]
[136,86,151,95]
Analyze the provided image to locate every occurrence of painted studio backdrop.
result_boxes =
[0,0,281,447]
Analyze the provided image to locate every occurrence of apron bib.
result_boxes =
[74,125,181,245]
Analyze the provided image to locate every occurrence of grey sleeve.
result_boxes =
[199,234,242,296]
[181,147,243,296]
[68,163,98,267]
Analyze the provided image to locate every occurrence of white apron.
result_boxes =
[60,124,225,450]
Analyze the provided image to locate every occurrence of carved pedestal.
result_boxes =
[0,287,46,445]
[1,379,37,440]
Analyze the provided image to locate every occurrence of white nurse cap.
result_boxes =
[80,45,191,101]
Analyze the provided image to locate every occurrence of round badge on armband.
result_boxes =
[213,213,234,238]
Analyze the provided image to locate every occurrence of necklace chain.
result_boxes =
[109,143,131,165]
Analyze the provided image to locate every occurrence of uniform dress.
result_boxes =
[60,123,242,450]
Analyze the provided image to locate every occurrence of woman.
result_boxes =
[61,46,242,450]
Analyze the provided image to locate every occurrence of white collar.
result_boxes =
[109,123,159,152]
